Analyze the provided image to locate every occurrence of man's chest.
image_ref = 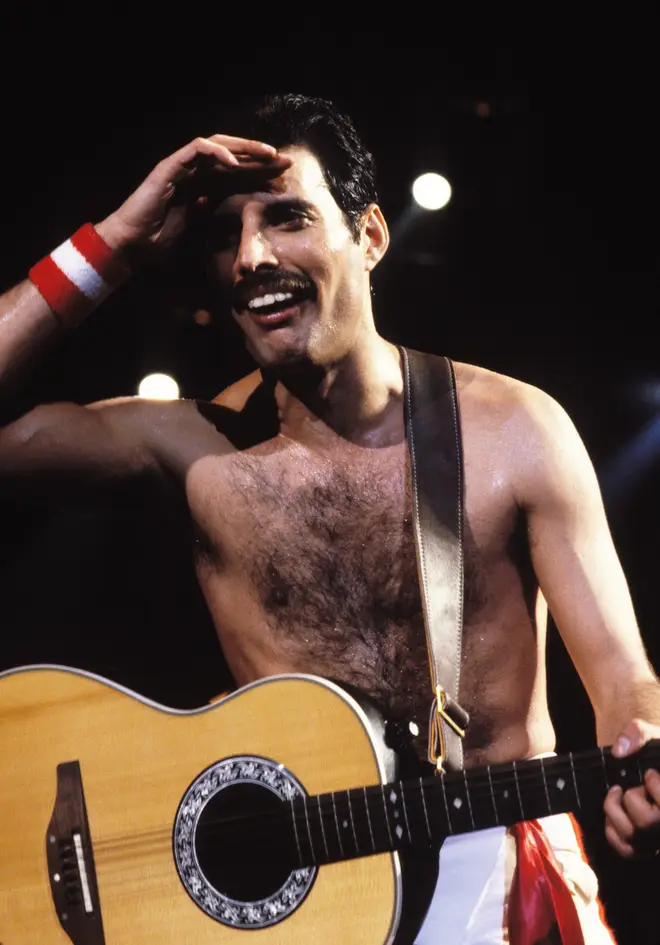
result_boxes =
[184,435,517,619]
[183,430,532,756]
[188,440,414,601]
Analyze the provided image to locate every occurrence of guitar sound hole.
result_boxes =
[195,782,298,902]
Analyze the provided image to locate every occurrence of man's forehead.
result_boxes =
[214,146,331,215]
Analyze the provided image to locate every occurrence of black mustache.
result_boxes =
[232,270,316,310]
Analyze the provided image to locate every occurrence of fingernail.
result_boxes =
[616,736,632,756]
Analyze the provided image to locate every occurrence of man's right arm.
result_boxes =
[0,215,128,403]
[0,280,64,398]
[0,397,165,496]
[0,133,290,497]
[0,219,159,496]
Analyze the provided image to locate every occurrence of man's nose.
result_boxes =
[233,225,278,278]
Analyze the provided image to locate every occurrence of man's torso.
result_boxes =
[155,360,555,767]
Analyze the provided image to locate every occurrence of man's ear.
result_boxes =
[361,203,389,271]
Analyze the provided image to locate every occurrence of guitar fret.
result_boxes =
[600,747,610,790]
[288,742,660,870]
[363,787,376,852]
[462,769,475,829]
[419,777,432,839]
[317,795,329,861]
[400,782,412,843]
[569,753,581,809]
[440,777,453,834]
[512,760,525,820]
[380,784,394,846]
[302,794,316,863]
[488,762,519,826]
[605,749,632,792]
[441,774,475,833]
[388,786,408,844]
[459,771,495,831]
[539,756,552,814]
[346,791,359,853]
[330,791,345,857]
[517,759,554,822]
[291,799,304,867]
[543,756,579,815]
[486,765,499,825]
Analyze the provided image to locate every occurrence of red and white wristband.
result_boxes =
[28,223,130,327]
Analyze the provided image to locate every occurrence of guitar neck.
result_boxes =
[289,741,660,868]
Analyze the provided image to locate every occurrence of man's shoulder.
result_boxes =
[86,394,198,424]
[91,370,276,451]
[453,359,551,410]
[452,359,587,490]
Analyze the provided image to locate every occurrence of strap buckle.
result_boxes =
[428,684,466,774]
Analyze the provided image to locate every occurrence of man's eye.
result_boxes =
[270,208,308,227]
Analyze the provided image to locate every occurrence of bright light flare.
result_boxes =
[412,173,452,211]
[137,373,180,400]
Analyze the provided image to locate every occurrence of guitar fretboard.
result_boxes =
[287,742,659,867]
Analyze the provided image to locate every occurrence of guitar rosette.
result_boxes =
[173,755,316,929]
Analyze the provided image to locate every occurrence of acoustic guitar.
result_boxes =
[0,665,656,944]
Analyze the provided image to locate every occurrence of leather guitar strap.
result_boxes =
[401,347,469,772]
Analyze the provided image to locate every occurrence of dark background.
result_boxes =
[1,34,659,943]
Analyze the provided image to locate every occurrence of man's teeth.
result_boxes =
[247,292,295,311]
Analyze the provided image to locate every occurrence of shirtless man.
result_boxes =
[1,94,659,942]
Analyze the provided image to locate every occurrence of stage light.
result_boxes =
[412,173,452,211]
[193,308,212,326]
[138,373,180,399]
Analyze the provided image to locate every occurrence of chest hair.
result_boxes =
[203,445,496,756]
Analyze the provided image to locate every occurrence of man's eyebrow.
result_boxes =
[264,196,317,214]
[211,196,317,222]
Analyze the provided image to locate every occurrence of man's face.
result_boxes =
[205,146,371,369]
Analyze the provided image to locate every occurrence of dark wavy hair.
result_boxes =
[233,94,378,242]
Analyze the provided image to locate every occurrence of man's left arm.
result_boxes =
[513,383,660,858]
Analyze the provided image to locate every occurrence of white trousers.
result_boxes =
[414,813,616,944]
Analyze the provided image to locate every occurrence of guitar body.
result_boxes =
[0,666,434,944]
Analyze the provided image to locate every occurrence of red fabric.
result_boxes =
[70,223,129,282]
[28,253,90,322]
[29,224,128,325]
[565,814,616,937]
[509,819,586,945]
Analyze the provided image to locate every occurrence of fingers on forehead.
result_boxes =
[206,168,290,205]
[208,135,277,153]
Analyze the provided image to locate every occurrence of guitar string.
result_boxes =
[133,753,656,846]
[164,763,626,868]
[91,751,657,862]
[90,785,633,867]
[180,751,654,832]
[222,763,618,832]
[97,798,515,867]
[186,764,648,852]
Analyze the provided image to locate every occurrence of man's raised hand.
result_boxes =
[96,135,292,259]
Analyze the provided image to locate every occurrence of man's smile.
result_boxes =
[246,299,307,328]
[232,274,317,319]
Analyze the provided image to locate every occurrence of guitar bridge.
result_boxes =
[46,761,106,945]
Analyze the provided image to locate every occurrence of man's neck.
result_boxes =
[271,335,405,449]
